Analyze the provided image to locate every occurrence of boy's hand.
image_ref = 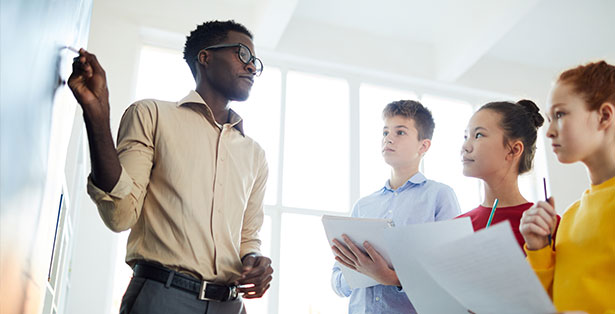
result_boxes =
[331,234,400,286]
[235,254,273,299]
[519,198,557,250]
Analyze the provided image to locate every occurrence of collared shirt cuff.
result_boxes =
[86,166,132,202]
[524,243,555,270]
[332,269,352,297]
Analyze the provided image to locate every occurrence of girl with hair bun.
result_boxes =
[456,99,559,250]
[520,60,615,313]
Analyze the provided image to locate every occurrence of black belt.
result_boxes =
[133,262,238,302]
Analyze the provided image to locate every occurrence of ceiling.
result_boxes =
[95,0,614,96]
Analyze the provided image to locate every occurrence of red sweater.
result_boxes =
[456,203,533,251]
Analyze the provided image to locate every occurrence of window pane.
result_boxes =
[359,84,418,196]
[135,46,194,101]
[420,95,479,212]
[278,213,348,313]
[232,68,282,205]
[283,71,349,212]
[243,215,272,314]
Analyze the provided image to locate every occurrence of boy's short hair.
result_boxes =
[183,20,253,79]
[382,100,435,140]
[558,60,615,111]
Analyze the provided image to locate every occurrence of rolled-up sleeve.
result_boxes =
[331,262,352,297]
[239,149,268,258]
[86,102,156,232]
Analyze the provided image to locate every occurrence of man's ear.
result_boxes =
[506,140,524,160]
[419,139,431,155]
[198,50,209,66]
[597,102,615,130]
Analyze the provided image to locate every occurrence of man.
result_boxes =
[68,20,272,314]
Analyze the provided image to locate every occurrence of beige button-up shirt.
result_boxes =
[87,91,267,284]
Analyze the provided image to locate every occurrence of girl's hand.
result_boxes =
[519,198,557,250]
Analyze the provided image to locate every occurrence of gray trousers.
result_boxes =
[120,277,246,314]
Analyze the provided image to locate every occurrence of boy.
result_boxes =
[331,100,461,314]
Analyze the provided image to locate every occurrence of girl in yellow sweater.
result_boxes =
[519,61,615,314]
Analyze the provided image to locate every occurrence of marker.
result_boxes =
[64,46,80,54]
[543,178,552,246]
[485,198,499,228]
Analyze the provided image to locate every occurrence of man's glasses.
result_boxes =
[203,43,263,76]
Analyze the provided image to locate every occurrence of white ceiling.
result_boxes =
[96,0,614,95]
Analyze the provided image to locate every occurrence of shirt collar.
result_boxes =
[382,172,427,192]
[177,90,245,136]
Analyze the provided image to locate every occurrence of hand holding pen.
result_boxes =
[519,179,557,250]
[67,47,110,120]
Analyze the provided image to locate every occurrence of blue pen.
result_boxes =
[485,198,499,228]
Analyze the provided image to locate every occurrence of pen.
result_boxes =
[543,178,552,246]
[485,198,498,228]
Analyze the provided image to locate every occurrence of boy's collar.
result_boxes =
[383,172,426,192]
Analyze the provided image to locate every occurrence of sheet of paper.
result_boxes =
[322,215,393,289]
[384,218,474,314]
[418,221,556,314]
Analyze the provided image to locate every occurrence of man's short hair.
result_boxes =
[382,100,435,140]
[183,20,253,79]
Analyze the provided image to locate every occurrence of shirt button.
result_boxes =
[394,192,398,196]
[388,210,392,214]
[375,297,380,301]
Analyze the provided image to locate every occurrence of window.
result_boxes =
[420,95,479,212]
[232,68,282,205]
[283,71,350,212]
[134,46,194,101]
[278,213,348,314]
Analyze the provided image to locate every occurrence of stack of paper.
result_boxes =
[322,216,556,314]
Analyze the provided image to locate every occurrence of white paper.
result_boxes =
[322,215,393,289]
[418,221,556,314]
[384,218,474,314]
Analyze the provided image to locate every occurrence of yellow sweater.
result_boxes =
[526,177,615,314]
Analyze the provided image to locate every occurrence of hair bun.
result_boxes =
[517,99,544,128]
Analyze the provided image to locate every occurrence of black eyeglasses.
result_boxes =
[203,43,263,76]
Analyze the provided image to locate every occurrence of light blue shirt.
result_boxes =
[331,172,461,314]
